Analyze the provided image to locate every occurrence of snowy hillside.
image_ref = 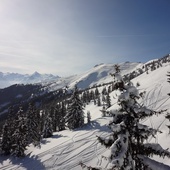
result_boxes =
[0,72,59,89]
[0,61,170,169]
[0,62,140,90]
[0,62,148,117]
[42,62,142,92]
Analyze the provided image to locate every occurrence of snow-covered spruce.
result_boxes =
[0,105,41,157]
[10,107,28,157]
[58,101,67,131]
[0,107,15,155]
[87,65,170,170]
[65,85,85,129]
[42,112,53,138]
[87,110,91,124]
[25,104,41,146]
[106,93,111,108]
[166,71,170,132]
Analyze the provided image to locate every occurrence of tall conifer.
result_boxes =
[42,112,53,138]
[65,85,84,129]
[1,108,15,155]
[11,107,28,157]
[26,104,41,146]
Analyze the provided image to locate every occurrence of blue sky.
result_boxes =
[0,0,170,76]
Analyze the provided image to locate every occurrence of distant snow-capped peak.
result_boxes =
[0,71,60,89]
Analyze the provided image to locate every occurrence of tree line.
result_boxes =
[0,82,113,157]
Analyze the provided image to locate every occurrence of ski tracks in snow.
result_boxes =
[41,130,108,170]
[0,128,109,170]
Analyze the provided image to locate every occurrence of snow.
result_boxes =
[0,72,59,89]
[138,156,170,170]
[16,94,23,98]
[1,61,170,169]
[41,62,142,92]
[0,102,10,108]
[109,132,129,167]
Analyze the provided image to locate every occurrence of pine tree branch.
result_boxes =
[139,143,170,158]
[97,135,117,148]
[138,155,170,170]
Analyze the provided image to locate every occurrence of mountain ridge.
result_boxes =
[0,71,60,89]
[0,55,169,119]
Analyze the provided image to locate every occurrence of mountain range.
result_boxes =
[0,62,143,118]
[0,71,60,89]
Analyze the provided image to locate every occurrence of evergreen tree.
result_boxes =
[151,61,156,71]
[26,104,41,146]
[106,93,111,108]
[102,94,106,104]
[53,104,60,132]
[137,68,144,75]
[82,91,88,104]
[90,90,95,101]
[166,72,170,132]
[87,111,91,124]
[102,87,107,95]
[86,90,91,103]
[65,85,84,129]
[1,122,12,155]
[88,66,170,169]
[167,72,170,96]
[53,102,66,132]
[11,107,28,157]
[114,64,121,73]
[97,96,101,106]
[94,98,96,105]
[95,87,100,98]
[100,106,107,117]
[1,106,41,157]
[145,65,149,74]
[108,85,112,93]
[42,112,53,138]
[1,108,15,155]
[59,101,66,131]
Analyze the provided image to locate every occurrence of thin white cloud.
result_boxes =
[97,34,170,38]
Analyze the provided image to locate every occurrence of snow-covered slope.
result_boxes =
[69,62,142,89]
[0,62,170,170]
[42,62,142,92]
[0,72,59,89]
[0,62,142,116]
[0,62,140,90]
[131,63,170,166]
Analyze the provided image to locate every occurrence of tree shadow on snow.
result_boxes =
[51,134,64,139]
[0,155,10,165]
[41,134,63,145]
[74,119,111,133]
[0,154,45,170]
